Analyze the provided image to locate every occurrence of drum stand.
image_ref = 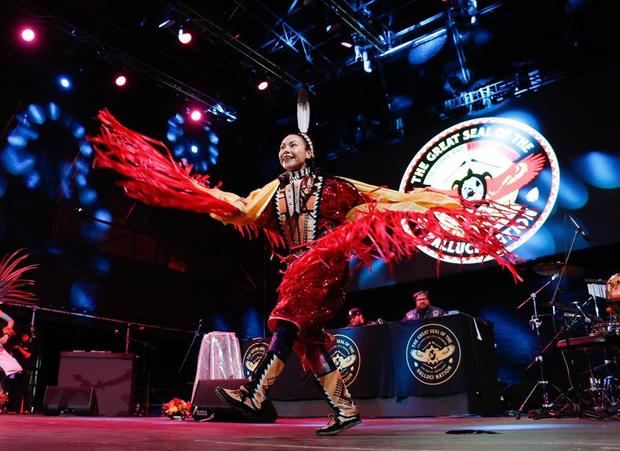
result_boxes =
[516,276,573,419]
[581,353,620,419]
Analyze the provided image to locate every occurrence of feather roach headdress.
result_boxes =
[296,87,314,156]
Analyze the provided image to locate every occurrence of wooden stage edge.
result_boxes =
[1,414,619,450]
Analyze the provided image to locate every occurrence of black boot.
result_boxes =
[315,369,361,436]
[215,351,285,417]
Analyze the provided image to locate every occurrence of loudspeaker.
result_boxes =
[58,352,134,416]
[43,386,98,416]
[191,379,277,422]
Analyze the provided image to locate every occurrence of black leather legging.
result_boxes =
[268,320,337,377]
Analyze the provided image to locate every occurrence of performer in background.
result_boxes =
[0,250,38,398]
[8,330,35,413]
[91,91,522,435]
[0,310,22,393]
[403,290,446,320]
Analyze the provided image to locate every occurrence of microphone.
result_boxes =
[572,301,592,323]
[567,214,591,241]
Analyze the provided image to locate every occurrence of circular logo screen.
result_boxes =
[400,117,560,264]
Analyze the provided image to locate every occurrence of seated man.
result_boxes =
[403,290,446,320]
[347,308,384,327]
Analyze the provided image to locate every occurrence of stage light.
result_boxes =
[178,27,192,44]
[257,81,269,91]
[340,41,353,48]
[57,75,72,90]
[362,50,372,73]
[190,144,199,154]
[20,27,36,43]
[114,74,127,87]
[189,109,203,122]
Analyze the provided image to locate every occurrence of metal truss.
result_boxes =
[442,69,565,114]
[268,22,314,62]
[171,1,303,89]
[234,0,315,63]
[321,0,386,52]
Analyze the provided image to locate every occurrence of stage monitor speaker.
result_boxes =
[191,379,278,422]
[43,386,98,416]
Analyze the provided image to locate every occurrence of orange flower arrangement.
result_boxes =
[162,398,192,419]
[0,392,9,411]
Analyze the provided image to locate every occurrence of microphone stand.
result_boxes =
[516,274,569,419]
[548,226,580,312]
[177,319,204,376]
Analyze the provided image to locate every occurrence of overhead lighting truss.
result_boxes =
[442,69,565,115]
[171,1,304,89]
[3,0,238,122]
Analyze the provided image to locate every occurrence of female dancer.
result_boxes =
[91,101,520,435]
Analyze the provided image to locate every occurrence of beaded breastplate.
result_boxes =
[275,167,324,249]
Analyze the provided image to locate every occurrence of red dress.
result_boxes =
[257,174,365,345]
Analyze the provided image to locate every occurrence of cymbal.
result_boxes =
[533,261,585,277]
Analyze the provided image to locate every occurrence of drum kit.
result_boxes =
[516,268,620,419]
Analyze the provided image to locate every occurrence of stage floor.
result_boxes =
[1,415,619,450]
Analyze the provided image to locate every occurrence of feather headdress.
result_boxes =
[296,87,314,156]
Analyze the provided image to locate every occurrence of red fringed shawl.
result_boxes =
[89,110,523,281]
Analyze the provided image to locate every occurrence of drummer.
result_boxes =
[606,273,620,316]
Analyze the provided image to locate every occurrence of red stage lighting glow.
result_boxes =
[189,110,203,122]
[114,75,127,87]
[20,27,36,43]
[257,81,269,91]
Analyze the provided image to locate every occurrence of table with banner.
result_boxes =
[240,313,500,417]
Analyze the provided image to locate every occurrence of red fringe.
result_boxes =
[90,111,524,289]
[89,110,239,217]
[278,202,524,301]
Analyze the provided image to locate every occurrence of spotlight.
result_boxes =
[20,27,36,43]
[189,109,203,122]
[257,81,269,91]
[114,74,127,87]
[57,75,72,90]
[340,41,353,48]
[178,27,192,45]
[190,145,199,154]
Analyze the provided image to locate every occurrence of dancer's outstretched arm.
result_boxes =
[90,110,278,227]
